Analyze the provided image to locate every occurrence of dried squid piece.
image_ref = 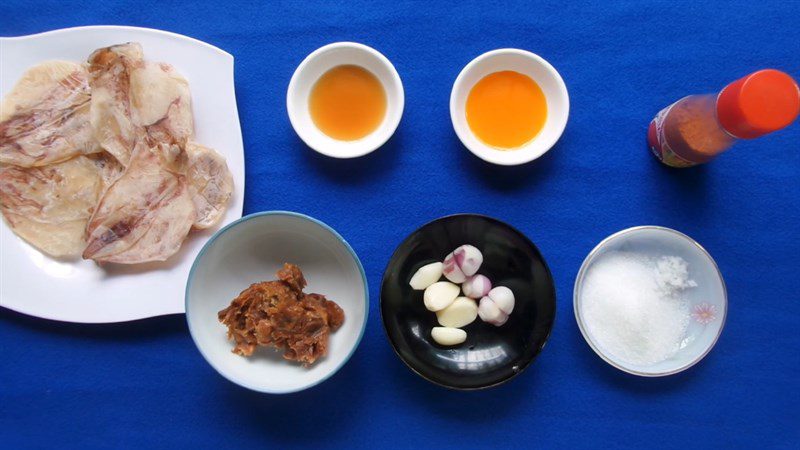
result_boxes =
[0,154,115,257]
[186,141,233,229]
[131,61,194,145]
[82,139,196,264]
[0,61,99,167]
[88,44,196,168]
[87,43,144,166]
[91,150,126,186]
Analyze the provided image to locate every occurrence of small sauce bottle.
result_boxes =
[648,69,800,167]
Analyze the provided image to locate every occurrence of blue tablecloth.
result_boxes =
[2,1,798,448]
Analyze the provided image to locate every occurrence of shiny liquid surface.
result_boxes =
[309,65,387,141]
[466,70,547,149]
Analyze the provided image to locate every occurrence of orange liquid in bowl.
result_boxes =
[466,71,547,149]
[309,65,387,141]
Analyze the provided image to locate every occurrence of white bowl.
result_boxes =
[286,42,404,158]
[574,226,727,377]
[185,211,368,393]
[450,49,569,166]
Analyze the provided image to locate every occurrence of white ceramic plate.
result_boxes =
[574,226,727,376]
[0,26,245,323]
[185,211,368,394]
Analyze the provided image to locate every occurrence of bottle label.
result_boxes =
[648,100,698,168]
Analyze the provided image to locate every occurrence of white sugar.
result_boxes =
[580,251,695,366]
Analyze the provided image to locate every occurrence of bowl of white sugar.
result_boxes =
[574,226,727,376]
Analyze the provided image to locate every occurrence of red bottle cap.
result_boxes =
[716,69,800,139]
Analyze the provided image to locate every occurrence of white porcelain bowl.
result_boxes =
[287,42,404,158]
[574,226,727,377]
[185,211,368,393]
[450,49,569,166]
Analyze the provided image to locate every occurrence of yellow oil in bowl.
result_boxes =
[309,65,387,141]
[466,70,547,149]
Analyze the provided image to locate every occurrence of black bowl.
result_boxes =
[380,214,556,390]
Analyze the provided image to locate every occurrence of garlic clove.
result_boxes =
[431,327,467,346]
[409,262,444,290]
[436,297,478,328]
[423,281,460,311]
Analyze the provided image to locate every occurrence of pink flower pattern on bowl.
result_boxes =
[691,303,717,325]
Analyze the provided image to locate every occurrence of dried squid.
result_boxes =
[132,61,193,146]
[82,138,196,263]
[186,141,234,229]
[88,43,195,167]
[0,153,120,257]
[0,61,98,167]
[1,42,233,265]
[87,43,143,166]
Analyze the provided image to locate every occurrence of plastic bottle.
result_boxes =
[648,69,800,167]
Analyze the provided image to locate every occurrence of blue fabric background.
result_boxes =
[1,1,798,448]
